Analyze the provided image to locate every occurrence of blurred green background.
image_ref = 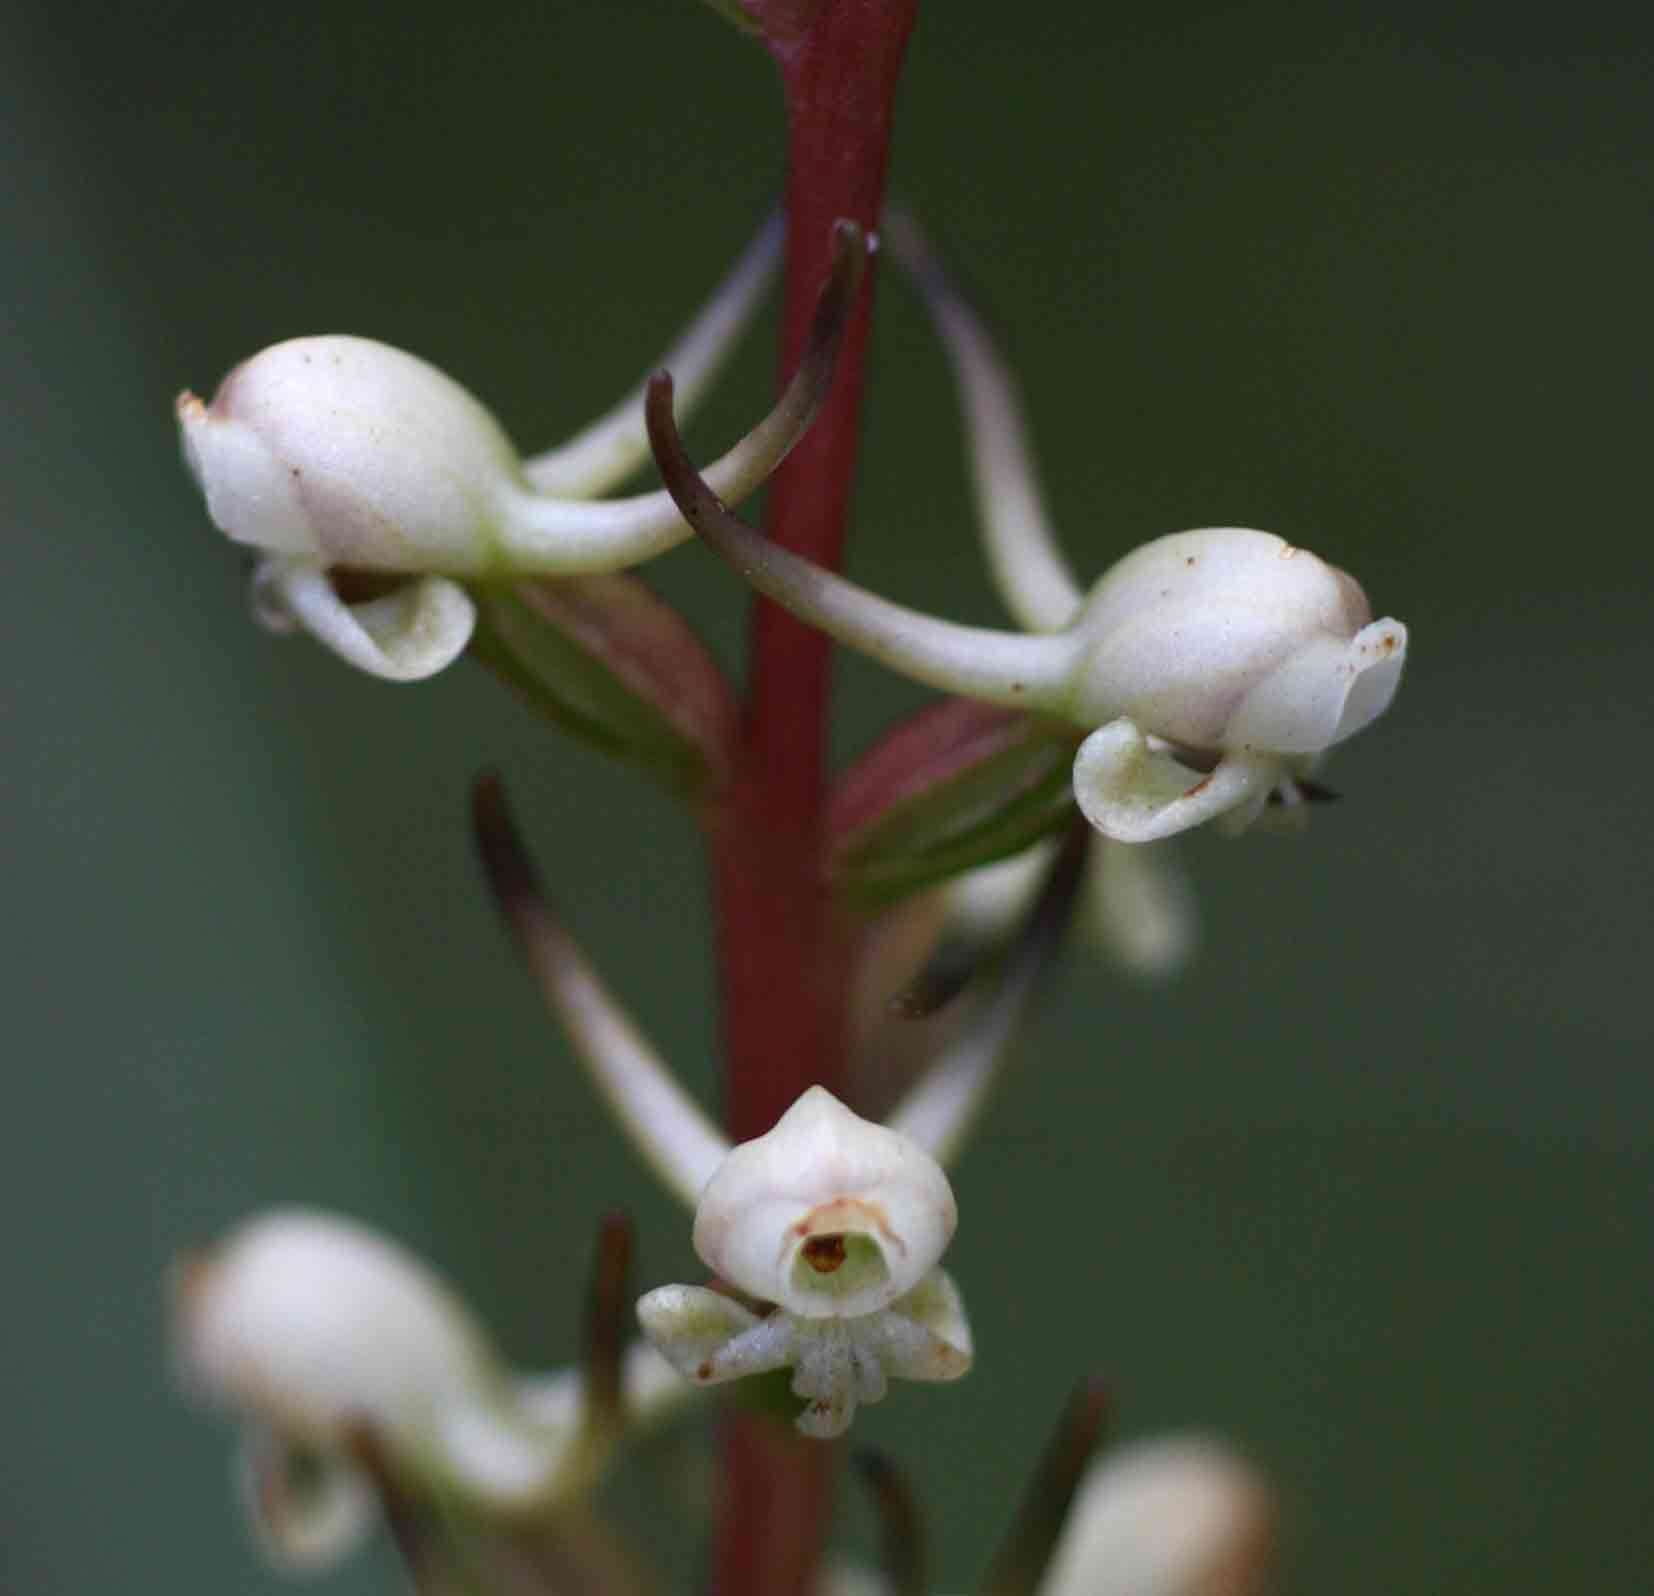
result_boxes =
[5,1,1652,1591]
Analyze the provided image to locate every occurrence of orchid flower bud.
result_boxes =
[172,1209,648,1570]
[179,215,862,681]
[639,1088,972,1438]
[645,219,1408,845]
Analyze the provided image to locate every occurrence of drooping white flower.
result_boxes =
[1063,529,1404,841]
[643,216,1407,844]
[179,215,862,680]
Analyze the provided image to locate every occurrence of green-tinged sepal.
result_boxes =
[828,699,1078,908]
[470,575,737,797]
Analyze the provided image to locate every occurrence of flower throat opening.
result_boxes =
[789,1232,889,1304]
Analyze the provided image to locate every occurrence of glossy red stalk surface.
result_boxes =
[708,5,920,1595]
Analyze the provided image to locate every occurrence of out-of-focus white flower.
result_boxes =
[817,1434,1275,1596]
[172,1209,676,1572]
[1040,1436,1276,1596]
[944,830,1195,982]
[179,216,861,681]
[638,1087,972,1438]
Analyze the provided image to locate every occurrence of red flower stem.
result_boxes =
[708,6,919,1596]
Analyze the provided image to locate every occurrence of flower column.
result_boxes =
[708,4,920,1595]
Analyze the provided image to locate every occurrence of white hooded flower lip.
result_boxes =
[691,1086,957,1320]
[178,336,521,573]
[1070,528,1402,757]
[177,390,319,558]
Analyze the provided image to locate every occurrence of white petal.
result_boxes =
[1073,721,1274,843]
[1225,619,1407,754]
[890,1269,973,1361]
[179,392,320,557]
[635,1284,798,1385]
[253,560,476,681]
[875,1270,973,1382]
[883,210,1084,633]
[1334,618,1408,741]
[524,210,782,498]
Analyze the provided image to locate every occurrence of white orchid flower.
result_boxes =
[178,215,862,680]
[171,1208,683,1572]
[640,1086,972,1438]
[642,214,1406,845]
[473,781,1023,1439]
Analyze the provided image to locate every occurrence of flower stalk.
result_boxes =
[710,5,919,1594]
[156,0,1416,1583]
